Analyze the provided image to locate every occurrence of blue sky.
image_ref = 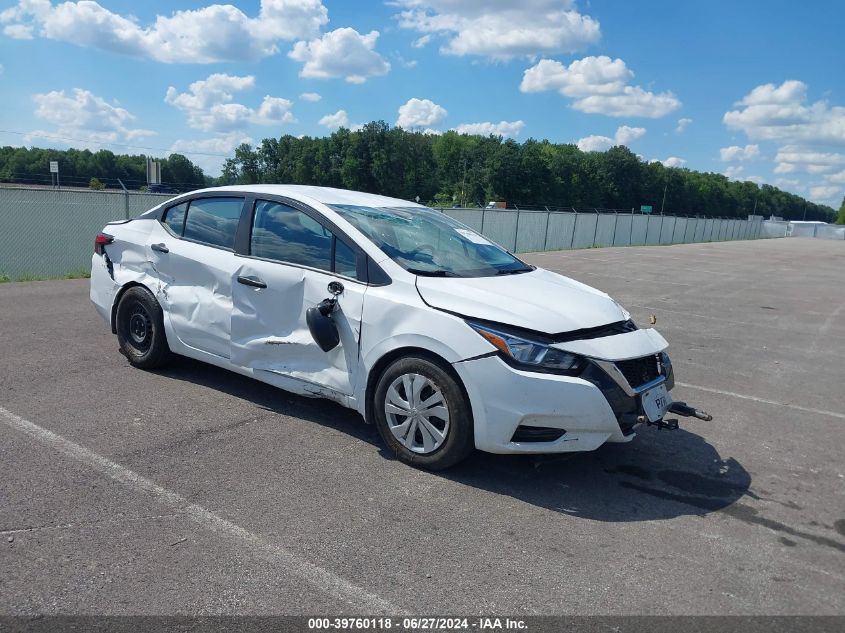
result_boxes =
[0,0,843,206]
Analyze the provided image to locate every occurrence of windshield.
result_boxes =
[330,205,532,278]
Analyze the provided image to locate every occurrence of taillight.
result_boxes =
[94,233,114,255]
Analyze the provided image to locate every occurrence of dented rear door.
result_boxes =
[147,196,245,360]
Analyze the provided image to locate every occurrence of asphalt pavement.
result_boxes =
[0,237,843,615]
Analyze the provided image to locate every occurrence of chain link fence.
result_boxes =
[438,207,764,254]
[0,187,173,279]
[760,220,845,240]
[1,187,770,280]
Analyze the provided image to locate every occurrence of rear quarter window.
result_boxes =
[162,202,187,235]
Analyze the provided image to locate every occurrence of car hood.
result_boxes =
[415,267,626,335]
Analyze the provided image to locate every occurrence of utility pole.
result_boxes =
[461,158,467,208]
[660,182,668,215]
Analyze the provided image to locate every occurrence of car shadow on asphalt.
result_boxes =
[157,356,751,524]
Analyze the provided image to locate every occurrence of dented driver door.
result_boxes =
[229,199,365,396]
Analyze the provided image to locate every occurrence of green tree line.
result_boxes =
[220,122,834,221]
[0,146,209,191]
[1,125,836,222]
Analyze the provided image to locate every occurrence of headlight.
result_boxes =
[467,322,584,374]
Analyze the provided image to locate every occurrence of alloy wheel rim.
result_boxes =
[384,373,450,454]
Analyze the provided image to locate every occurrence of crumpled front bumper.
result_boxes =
[452,354,634,454]
[452,350,674,455]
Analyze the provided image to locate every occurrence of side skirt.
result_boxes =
[165,334,358,411]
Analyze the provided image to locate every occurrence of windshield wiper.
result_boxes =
[496,267,534,275]
[406,268,462,277]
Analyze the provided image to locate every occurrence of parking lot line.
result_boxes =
[675,382,845,420]
[0,405,403,614]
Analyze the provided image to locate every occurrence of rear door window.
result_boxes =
[183,197,244,249]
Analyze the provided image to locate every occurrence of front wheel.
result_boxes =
[373,356,474,470]
[115,286,171,369]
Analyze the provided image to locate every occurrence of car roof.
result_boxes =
[189,185,424,209]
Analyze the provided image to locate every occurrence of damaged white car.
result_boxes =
[91,185,709,470]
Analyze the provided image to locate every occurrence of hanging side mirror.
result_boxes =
[305,281,345,352]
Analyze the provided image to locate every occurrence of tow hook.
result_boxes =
[668,401,713,421]
[634,401,712,432]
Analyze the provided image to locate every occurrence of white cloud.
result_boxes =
[651,156,686,168]
[722,165,763,183]
[576,135,614,152]
[676,117,692,133]
[520,56,681,118]
[319,109,350,129]
[575,86,681,118]
[164,74,294,132]
[396,98,448,129]
[289,28,390,83]
[723,81,845,203]
[412,34,432,48]
[29,87,154,147]
[255,96,296,125]
[3,23,32,38]
[614,125,646,145]
[774,178,802,189]
[521,56,631,96]
[169,132,252,174]
[452,120,525,137]
[300,92,322,102]
[809,185,841,201]
[0,0,328,63]
[773,145,845,174]
[720,144,760,161]
[723,80,845,146]
[394,53,418,69]
[576,125,646,151]
[393,0,600,59]
[170,133,251,156]
[827,170,845,184]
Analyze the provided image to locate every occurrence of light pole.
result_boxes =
[461,158,467,208]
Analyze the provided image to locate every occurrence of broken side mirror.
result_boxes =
[305,281,344,352]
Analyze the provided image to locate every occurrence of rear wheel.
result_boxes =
[373,355,474,470]
[116,286,171,369]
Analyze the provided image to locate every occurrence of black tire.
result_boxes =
[115,286,171,369]
[373,355,474,470]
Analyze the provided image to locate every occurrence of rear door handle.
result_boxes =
[237,275,267,289]
[151,243,169,253]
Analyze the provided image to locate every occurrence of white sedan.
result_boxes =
[91,185,702,470]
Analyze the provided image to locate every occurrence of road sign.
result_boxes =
[49,161,59,173]
[640,205,653,214]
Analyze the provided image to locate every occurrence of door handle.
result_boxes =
[151,243,169,253]
[237,275,267,289]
